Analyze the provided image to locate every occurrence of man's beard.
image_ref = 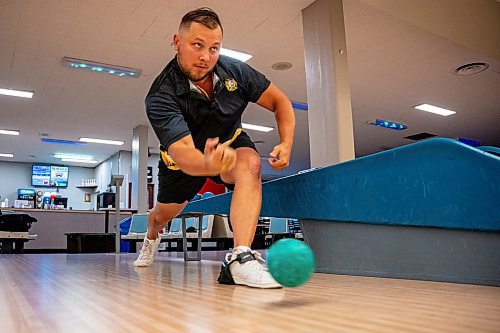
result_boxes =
[177,52,211,83]
[187,70,211,83]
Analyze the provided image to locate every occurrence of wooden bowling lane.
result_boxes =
[0,253,499,333]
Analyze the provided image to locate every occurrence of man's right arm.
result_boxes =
[146,90,236,176]
[168,135,237,176]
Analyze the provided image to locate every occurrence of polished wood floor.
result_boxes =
[0,252,499,333]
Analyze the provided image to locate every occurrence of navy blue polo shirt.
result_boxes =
[146,55,271,152]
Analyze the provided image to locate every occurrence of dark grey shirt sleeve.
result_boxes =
[145,91,190,150]
[235,62,271,103]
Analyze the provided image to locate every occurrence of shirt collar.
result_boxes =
[188,72,220,93]
[172,56,228,96]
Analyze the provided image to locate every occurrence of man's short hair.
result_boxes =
[180,7,223,34]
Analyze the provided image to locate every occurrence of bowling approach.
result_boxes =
[182,138,500,286]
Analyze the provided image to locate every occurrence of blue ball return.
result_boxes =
[182,138,500,286]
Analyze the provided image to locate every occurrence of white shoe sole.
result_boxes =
[134,262,149,267]
[133,260,152,267]
[232,277,282,289]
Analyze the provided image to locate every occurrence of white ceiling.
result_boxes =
[1,0,499,177]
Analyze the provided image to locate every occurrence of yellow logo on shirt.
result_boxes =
[225,78,238,91]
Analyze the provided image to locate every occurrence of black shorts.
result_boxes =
[157,131,257,204]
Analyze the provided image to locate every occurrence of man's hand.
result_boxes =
[204,137,237,175]
[269,143,291,171]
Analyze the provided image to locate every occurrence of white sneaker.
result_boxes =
[133,234,161,267]
[217,249,282,289]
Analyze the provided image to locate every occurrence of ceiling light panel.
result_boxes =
[369,119,407,130]
[54,154,94,160]
[79,137,124,145]
[414,104,456,116]
[63,57,142,78]
[220,48,252,62]
[61,158,98,164]
[0,129,20,135]
[0,88,33,98]
[41,138,87,146]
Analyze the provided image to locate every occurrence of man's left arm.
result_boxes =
[256,83,295,171]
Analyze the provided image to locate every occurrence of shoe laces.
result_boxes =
[231,250,268,276]
[138,238,154,259]
[250,250,269,271]
[250,250,265,263]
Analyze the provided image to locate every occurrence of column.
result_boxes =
[131,125,148,213]
[302,0,355,167]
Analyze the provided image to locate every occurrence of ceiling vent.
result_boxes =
[452,62,489,76]
[272,62,293,71]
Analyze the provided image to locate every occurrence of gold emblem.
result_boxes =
[225,78,238,91]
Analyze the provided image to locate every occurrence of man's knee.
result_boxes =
[236,149,261,175]
[244,155,261,178]
[152,202,185,225]
[222,149,261,184]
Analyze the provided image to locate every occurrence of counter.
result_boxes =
[3,208,134,250]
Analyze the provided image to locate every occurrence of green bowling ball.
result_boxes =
[267,238,316,287]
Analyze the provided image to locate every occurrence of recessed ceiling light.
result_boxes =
[79,137,124,145]
[0,153,14,158]
[63,57,142,78]
[414,104,456,116]
[0,88,33,98]
[0,129,20,135]
[242,123,273,132]
[220,48,252,62]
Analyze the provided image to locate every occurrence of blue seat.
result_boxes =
[168,216,209,233]
[128,214,148,234]
[185,216,209,231]
[169,217,182,233]
[269,217,288,234]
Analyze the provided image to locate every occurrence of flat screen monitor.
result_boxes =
[50,165,69,187]
[32,165,69,188]
[18,188,36,200]
[53,197,68,208]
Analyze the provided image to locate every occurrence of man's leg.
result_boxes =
[146,201,187,240]
[134,201,187,267]
[219,147,281,288]
[220,147,262,248]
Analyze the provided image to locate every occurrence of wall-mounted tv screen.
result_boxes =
[32,165,69,187]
